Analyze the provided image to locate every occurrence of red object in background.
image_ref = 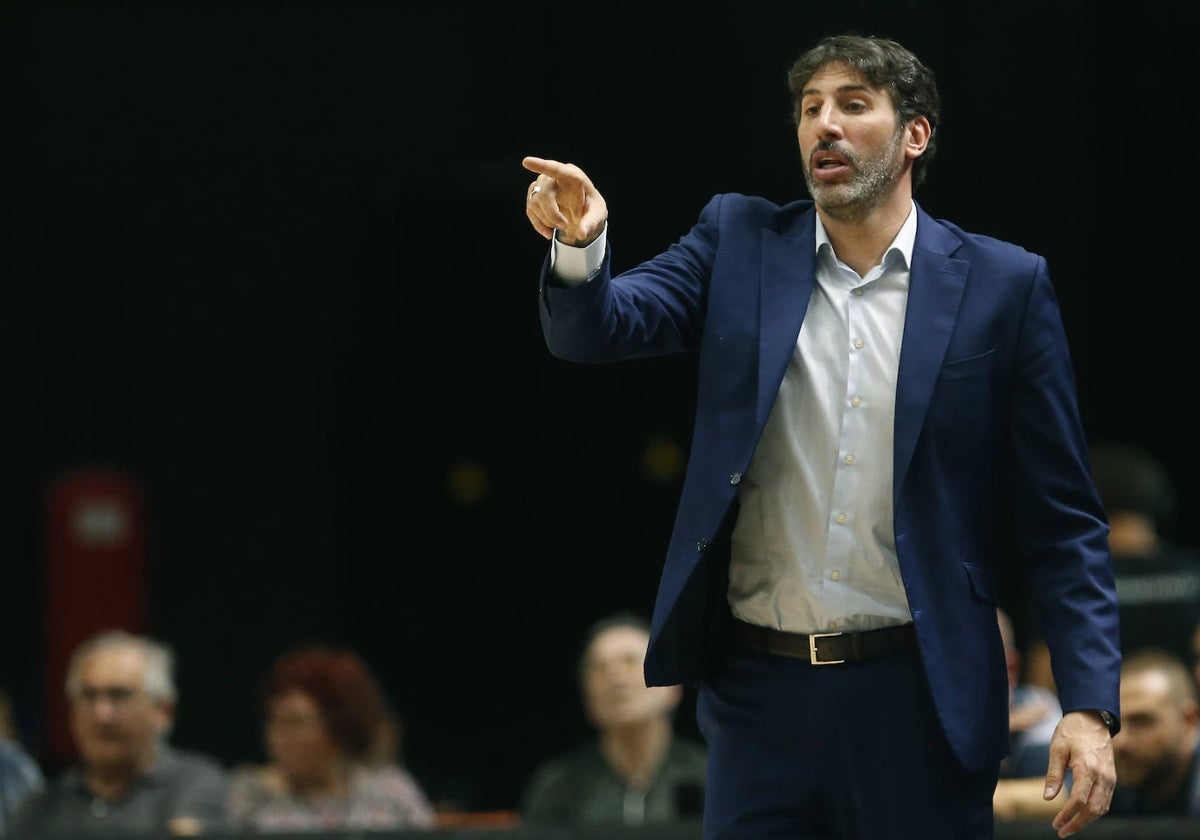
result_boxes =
[42,467,147,767]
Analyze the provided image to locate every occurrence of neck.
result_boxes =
[84,745,159,801]
[599,717,673,792]
[282,760,351,798]
[816,190,913,278]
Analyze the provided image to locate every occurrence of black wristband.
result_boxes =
[1096,709,1121,737]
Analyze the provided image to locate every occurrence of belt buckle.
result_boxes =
[809,631,845,665]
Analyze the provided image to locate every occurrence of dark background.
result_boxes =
[1,0,1193,813]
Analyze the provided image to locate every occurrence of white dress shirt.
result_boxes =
[549,204,917,635]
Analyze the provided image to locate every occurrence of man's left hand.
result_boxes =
[1044,710,1116,837]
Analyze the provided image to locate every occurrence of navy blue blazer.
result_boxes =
[538,194,1121,772]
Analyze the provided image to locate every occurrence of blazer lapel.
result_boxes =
[893,211,968,505]
[758,211,817,431]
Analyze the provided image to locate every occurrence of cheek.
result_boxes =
[1155,724,1183,746]
[266,727,305,758]
[265,728,283,751]
[1135,726,1176,755]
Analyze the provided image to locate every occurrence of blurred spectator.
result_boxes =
[0,689,19,743]
[227,644,435,832]
[0,688,43,836]
[1191,621,1200,697]
[9,630,227,837]
[1025,440,1200,692]
[992,608,1067,821]
[519,611,707,827]
[998,608,1061,777]
[0,737,43,836]
[1110,648,1200,817]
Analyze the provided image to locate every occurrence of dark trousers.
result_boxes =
[696,645,998,839]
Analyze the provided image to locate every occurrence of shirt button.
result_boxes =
[850,396,861,407]
[853,338,864,349]
[844,454,855,465]
[729,472,742,485]
[696,538,710,552]
[831,570,841,581]
[836,513,847,524]
[853,288,864,296]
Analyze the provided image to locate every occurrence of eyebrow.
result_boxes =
[801,83,875,97]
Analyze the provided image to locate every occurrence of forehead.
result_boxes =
[269,689,320,716]
[79,647,147,686]
[801,63,882,97]
[586,626,649,661]
[1121,671,1173,707]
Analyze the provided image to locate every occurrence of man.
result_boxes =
[1024,440,1200,692]
[1109,648,1200,816]
[0,736,43,836]
[993,608,1068,821]
[522,33,1120,840]
[10,630,227,836]
[0,686,44,835]
[519,612,706,826]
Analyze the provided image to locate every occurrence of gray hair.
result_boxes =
[65,629,178,704]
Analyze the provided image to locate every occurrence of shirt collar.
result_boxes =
[64,745,174,795]
[814,200,918,271]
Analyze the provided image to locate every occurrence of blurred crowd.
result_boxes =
[2,439,1199,835]
[0,614,706,837]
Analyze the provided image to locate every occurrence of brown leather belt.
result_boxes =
[730,618,918,665]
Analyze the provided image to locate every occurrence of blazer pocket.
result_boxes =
[964,562,998,604]
[938,348,996,381]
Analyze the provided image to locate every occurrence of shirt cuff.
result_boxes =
[549,226,607,285]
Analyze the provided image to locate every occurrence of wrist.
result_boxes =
[554,218,607,248]
[1092,709,1121,737]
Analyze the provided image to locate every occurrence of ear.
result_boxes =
[1183,700,1200,728]
[905,115,932,160]
[153,701,177,736]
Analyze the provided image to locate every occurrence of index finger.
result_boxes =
[522,156,576,179]
[1052,782,1088,837]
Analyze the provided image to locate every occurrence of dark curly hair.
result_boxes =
[787,33,942,190]
[575,610,652,683]
[262,645,387,760]
[1088,440,1178,536]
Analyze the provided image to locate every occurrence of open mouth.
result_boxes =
[812,150,851,176]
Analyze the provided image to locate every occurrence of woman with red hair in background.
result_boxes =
[228,645,435,832]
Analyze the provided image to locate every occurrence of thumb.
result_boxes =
[1043,761,1066,800]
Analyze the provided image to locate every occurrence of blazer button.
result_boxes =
[729,472,742,485]
[696,538,710,552]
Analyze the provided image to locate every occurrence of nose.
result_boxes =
[77,694,118,719]
[813,103,843,139]
[86,699,122,725]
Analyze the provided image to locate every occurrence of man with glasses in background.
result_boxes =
[9,630,227,836]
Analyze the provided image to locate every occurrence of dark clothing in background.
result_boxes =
[1112,546,1200,663]
[9,745,227,836]
[520,737,707,826]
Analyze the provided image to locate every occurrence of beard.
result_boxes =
[1115,749,1177,791]
[803,128,907,222]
